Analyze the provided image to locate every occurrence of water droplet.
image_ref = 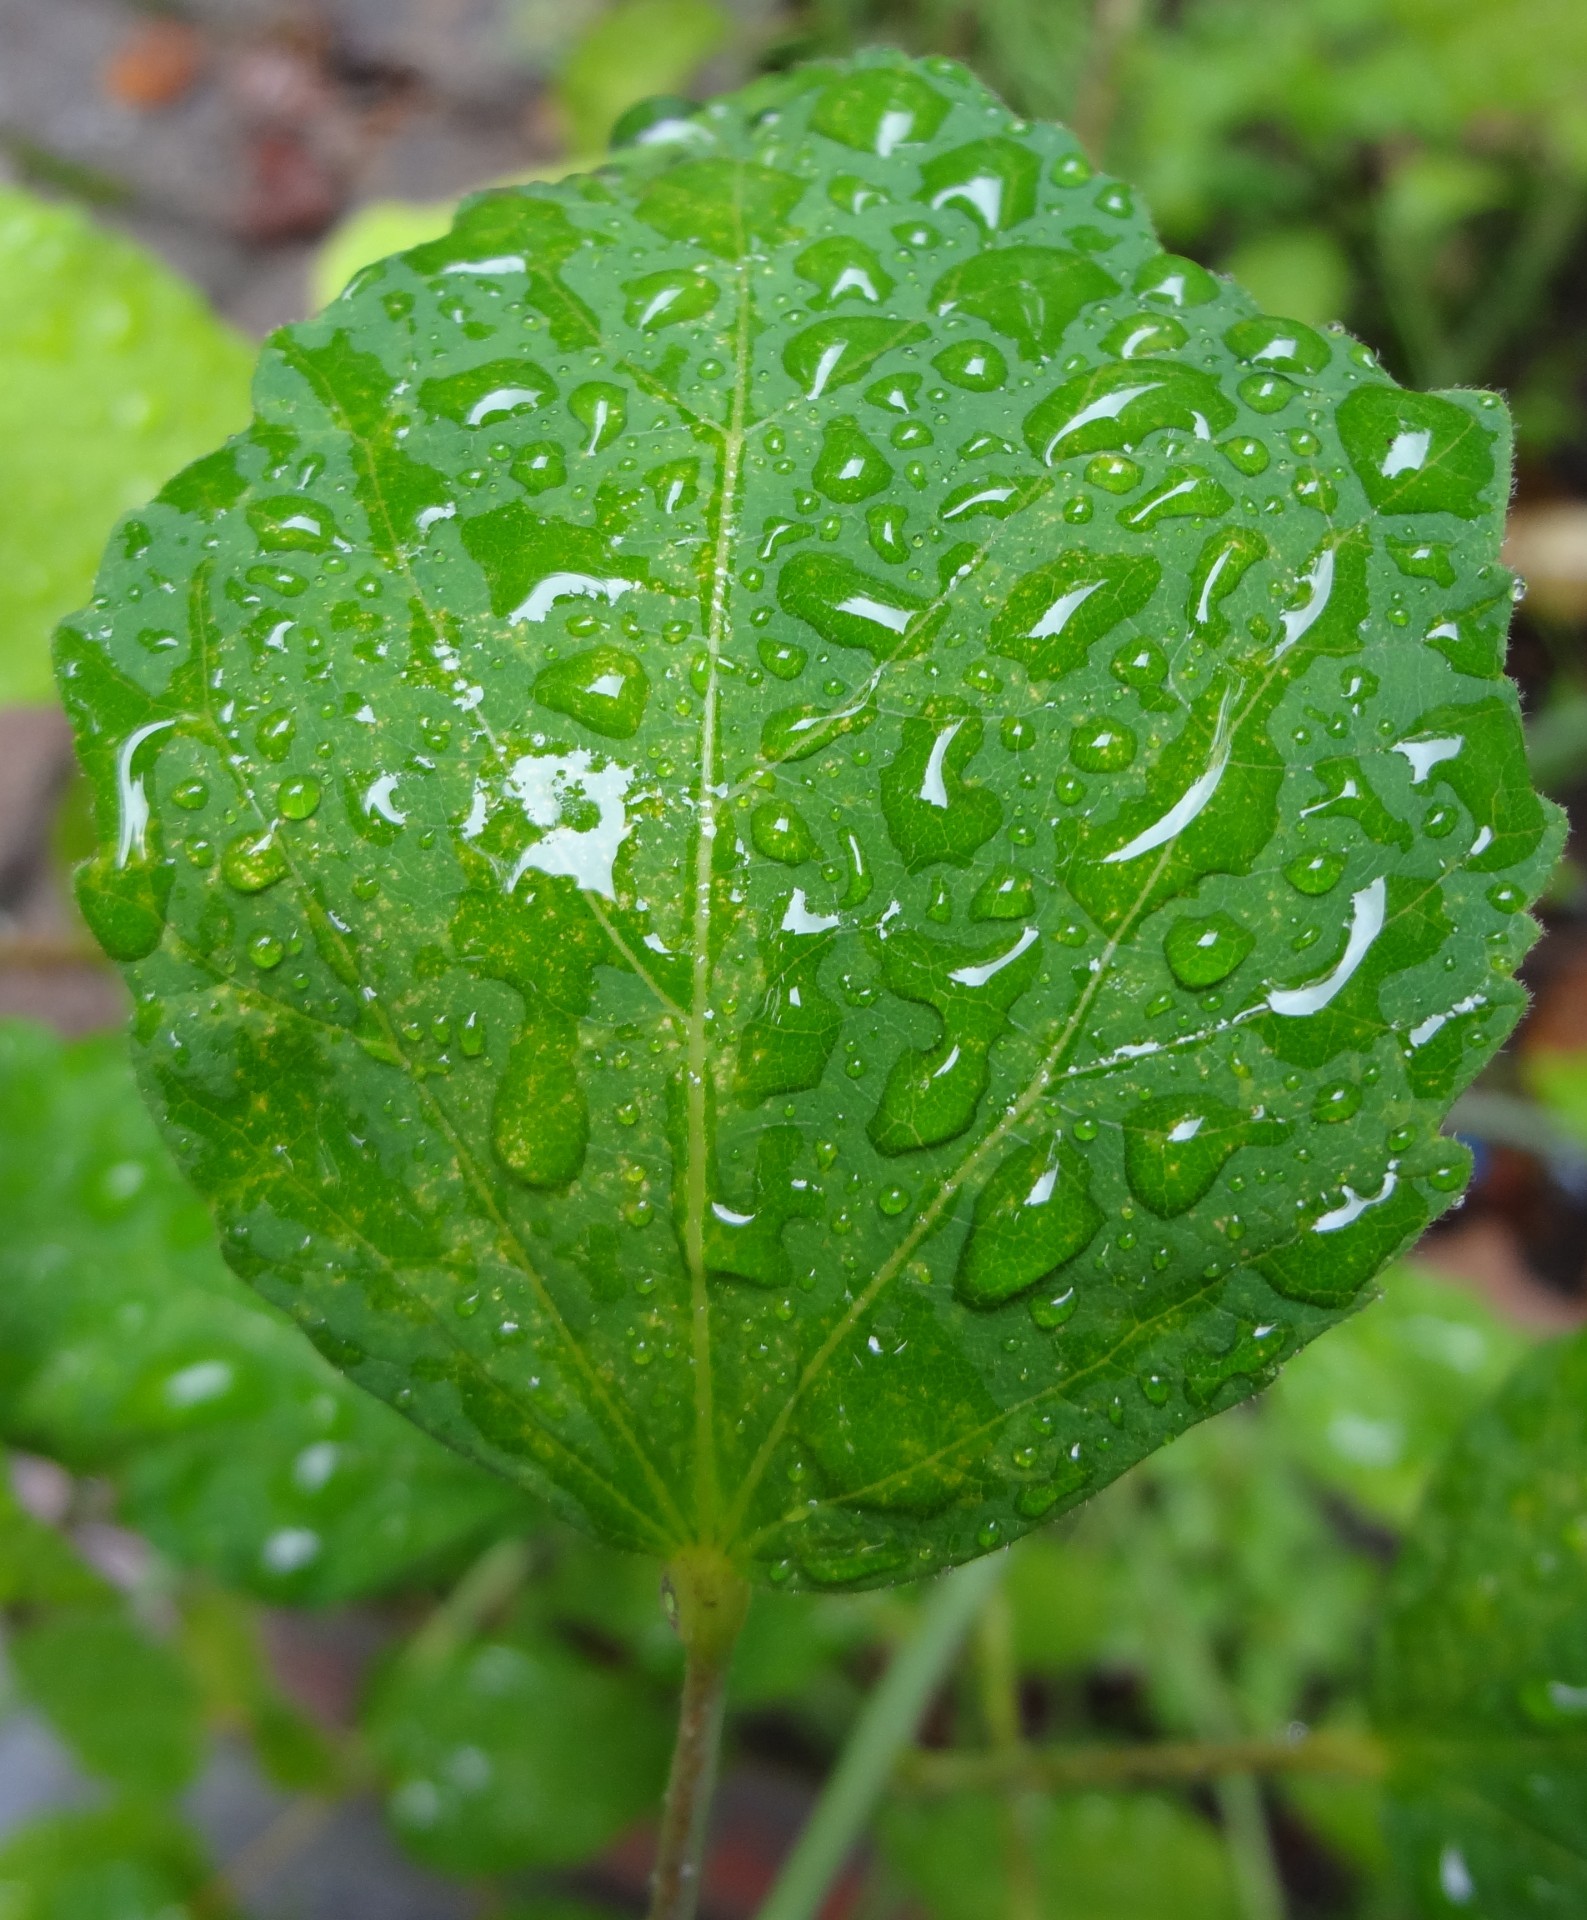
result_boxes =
[989,549,1159,681]
[955,1136,1101,1308]
[1123,1096,1288,1217]
[1132,253,1218,307]
[278,775,321,820]
[622,265,719,331]
[880,701,1002,870]
[1387,537,1457,587]
[222,830,288,894]
[1285,850,1345,896]
[1100,312,1188,359]
[784,316,931,399]
[1086,452,1142,493]
[964,868,1028,923]
[172,779,208,810]
[1219,435,1270,476]
[813,416,893,502]
[930,247,1118,362]
[1164,912,1254,989]
[1238,371,1299,414]
[1118,465,1234,532]
[1225,316,1331,375]
[1029,1284,1077,1329]
[752,803,819,866]
[1338,386,1495,518]
[247,931,284,970]
[921,137,1039,233]
[797,235,892,308]
[811,67,950,155]
[511,440,566,495]
[1026,362,1236,465]
[1313,1081,1362,1124]
[778,549,936,660]
[535,645,650,739]
[1070,718,1137,772]
[1139,1371,1171,1406]
[933,338,1009,392]
[878,1183,910,1216]
[421,357,556,427]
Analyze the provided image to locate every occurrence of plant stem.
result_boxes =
[975,1583,1041,1920]
[1126,1504,1286,1920]
[649,1548,751,1920]
[758,1551,1009,1920]
[899,1726,1386,1795]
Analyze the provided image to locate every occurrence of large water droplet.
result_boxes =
[954,1135,1102,1308]
[879,700,1002,870]
[918,137,1039,234]
[989,549,1159,681]
[867,922,1041,1153]
[751,802,819,866]
[777,550,937,659]
[796,236,893,307]
[784,317,930,399]
[813,417,893,502]
[810,68,950,156]
[932,339,1008,392]
[1025,362,1237,465]
[1337,386,1495,518]
[1224,316,1331,375]
[621,266,718,331]
[1123,1096,1288,1218]
[222,830,289,894]
[1163,912,1253,988]
[930,246,1118,361]
[534,645,650,739]
[420,357,557,427]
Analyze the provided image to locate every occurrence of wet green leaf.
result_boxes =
[0,188,252,706]
[364,1610,671,1874]
[0,1021,529,1602]
[882,1790,1241,1919]
[1374,1329,1587,1917]
[58,52,1557,1590]
[1270,1260,1531,1526]
[10,1610,202,1795]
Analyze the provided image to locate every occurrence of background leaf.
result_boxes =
[882,1790,1242,1920]
[0,188,252,706]
[1270,1259,1532,1526]
[0,1020,531,1603]
[1373,1328,1587,1915]
[57,50,1555,1589]
[8,1611,203,1796]
[364,1606,671,1874]
[0,1805,220,1920]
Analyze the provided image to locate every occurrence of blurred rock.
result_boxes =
[1506,500,1587,623]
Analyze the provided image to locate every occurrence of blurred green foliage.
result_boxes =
[0,190,252,707]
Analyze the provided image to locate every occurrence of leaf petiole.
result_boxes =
[649,1548,752,1920]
